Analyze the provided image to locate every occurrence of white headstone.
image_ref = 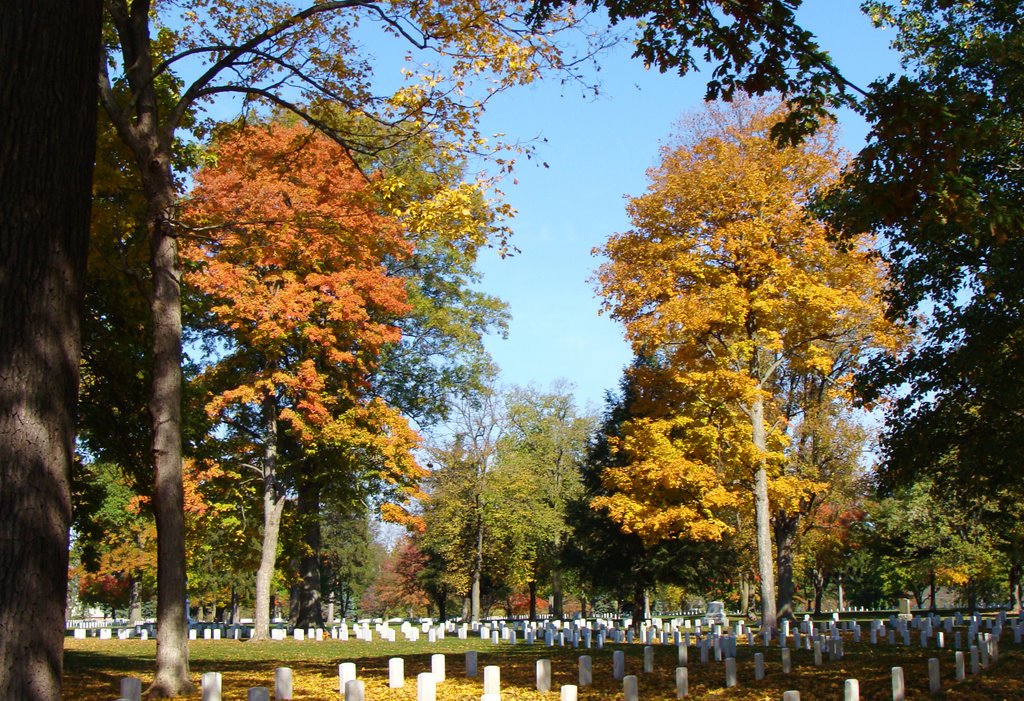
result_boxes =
[417,673,436,701]
[248,688,270,701]
[338,662,357,692]
[270,667,293,700]
[892,667,905,701]
[536,659,551,692]
[202,671,222,701]
[578,655,592,686]
[675,667,688,698]
[622,675,638,701]
[389,658,405,688]
[120,677,142,701]
[724,658,737,688]
[345,679,365,701]
[483,666,501,696]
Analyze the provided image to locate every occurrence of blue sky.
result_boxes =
[470,0,904,412]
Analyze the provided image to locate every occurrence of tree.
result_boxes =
[183,121,424,640]
[421,388,508,621]
[594,98,899,628]
[500,383,593,618]
[822,0,1024,516]
[565,371,740,627]
[72,462,157,623]
[0,1,102,698]
[99,1,598,691]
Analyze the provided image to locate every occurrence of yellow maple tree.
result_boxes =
[594,98,904,627]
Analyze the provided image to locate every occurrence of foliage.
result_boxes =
[565,372,743,611]
[527,0,861,144]
[498,383,594,609]
[593,98,898,539]
[182,120,426,518]
[819,0,1024,502]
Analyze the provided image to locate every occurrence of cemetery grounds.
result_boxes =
[65,618,1024,700]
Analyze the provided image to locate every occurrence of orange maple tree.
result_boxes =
[182,121,425,639]
[594,99,904,627]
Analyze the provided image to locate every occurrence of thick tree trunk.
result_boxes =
[0,2,101,698]
[774,511,799,621]
[4,0,103,687]
[253,394,285,641]
[750,395,777,630]
[293,474,325,628]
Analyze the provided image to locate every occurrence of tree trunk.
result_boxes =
[551,569,564,620]
[253,394,285,641]
[128,577,143,624]
[838,572,845,612]
[471,497,483,623]
[326,592,335,625]
[149,192,193,695]
[1010,561,1022,614]
[812,570,825,616]
[528,580,537,621]
[293,473,325,629]
[437,591,447,623]
[739,573,751,616]
[774,511,799,621]
[631,583,644,632]
[749,393,777,631]
[0,3,101,698]
[928,570,936,612]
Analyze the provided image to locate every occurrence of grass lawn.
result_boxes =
[64,633,1024,700]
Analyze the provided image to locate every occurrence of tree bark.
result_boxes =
[129,577,143,624]
[147,167,193,696]
[293,473,325,629]
[253,394,285,641]
[812,570,825,615]
[0,1,101,698]
[631,583,644,632]
[750,395,777,630]
[528,579,538,621]
[1010,561,1022,615]
[471,496,483,623]
[551,569,564,620]
[774,510,799,621]
[739,573,751,616]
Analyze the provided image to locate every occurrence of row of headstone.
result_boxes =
[113,631,1005,701]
